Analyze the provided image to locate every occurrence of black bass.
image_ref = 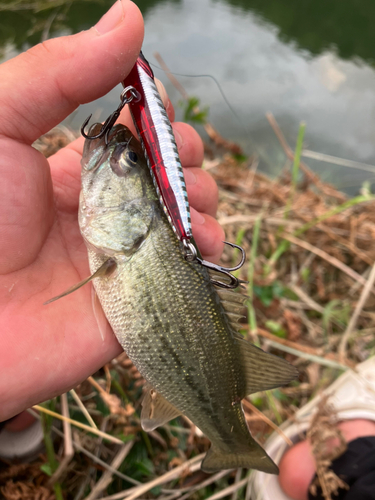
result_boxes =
[76,123,297,473]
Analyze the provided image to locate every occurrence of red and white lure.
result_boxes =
[81,51,245,288]
[122,52,194,257]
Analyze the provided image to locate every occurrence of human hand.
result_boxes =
[0,0,224,421]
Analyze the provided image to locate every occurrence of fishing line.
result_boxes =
[150,63,251,136]
[150,62,268,166]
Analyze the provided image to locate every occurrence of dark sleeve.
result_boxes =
[308,436,375,500]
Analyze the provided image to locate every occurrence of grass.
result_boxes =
[40,400,64,500]
[1,120,375,500]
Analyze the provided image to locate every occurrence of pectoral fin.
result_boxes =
[235,334,299,397]
[44,258,117,305]
[141,384,181,432]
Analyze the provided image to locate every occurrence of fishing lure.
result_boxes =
[81,51,245,288]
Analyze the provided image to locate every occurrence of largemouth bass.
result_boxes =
[77,123,298,474]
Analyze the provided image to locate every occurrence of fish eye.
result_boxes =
[126,151,138,164]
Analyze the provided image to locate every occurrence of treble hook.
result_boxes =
[81,86,140,145]
[185,241,246,289]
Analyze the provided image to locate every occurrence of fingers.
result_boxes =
[184,168,218,217]
[173,122,204,169]
[0,0,144,144]
[191,210,225,264]
[278,440,314,500]
[172,122,219,217]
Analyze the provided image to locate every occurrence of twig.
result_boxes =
[153,52,189,100]
[48,393,74,485]
[88,375,107,395]
[204,476,249,500]
[218,214,300,229]
[265,341,350,371]
[177,470,232,500]
[338,263,375,362]
[100,454,205,500]
[231,468,243,500]
[46,422,141,486]
[302,149,375,174]
[287,284,325,315]
[32,405,123,444]
[242,398,292,446]
[69,388,98,429]
[257,327,319,355]
[245,473,253,500]
[84,441,134,500]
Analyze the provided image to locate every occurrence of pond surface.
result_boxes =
[2,0,375,193]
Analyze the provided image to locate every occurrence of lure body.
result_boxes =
[122,52,192,244]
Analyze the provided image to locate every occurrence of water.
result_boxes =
[2,0,375,193]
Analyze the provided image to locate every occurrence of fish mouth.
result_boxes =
[81,123,135,172]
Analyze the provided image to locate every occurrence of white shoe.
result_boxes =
[0,417,44,460]
[252,356,375,500]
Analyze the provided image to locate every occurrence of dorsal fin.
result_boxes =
[217,289,246,304]
[214,285,247,331]
[212,274,297,391]
[234,334,299,397]
[208,270,233,287]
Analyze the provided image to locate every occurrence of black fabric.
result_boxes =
[308,436,375,500]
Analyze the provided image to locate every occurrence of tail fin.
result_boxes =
[201,444,279,474]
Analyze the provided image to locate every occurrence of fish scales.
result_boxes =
[78,123,298,473]
[88,231,246,444]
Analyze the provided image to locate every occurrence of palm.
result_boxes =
[0,6,224,420]
[0,138,122,420]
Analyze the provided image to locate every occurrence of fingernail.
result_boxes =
[174,128,184,150]
[191,209,205,225]
[184,168,196,186]
[95,0,126,34]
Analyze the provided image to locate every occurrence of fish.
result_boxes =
[71,122,298,473]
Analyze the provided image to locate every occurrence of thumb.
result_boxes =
[0,0,144,144]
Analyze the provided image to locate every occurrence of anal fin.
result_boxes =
[141,384,180,432]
